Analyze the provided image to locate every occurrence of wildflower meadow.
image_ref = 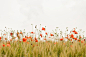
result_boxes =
[0,24,86,57]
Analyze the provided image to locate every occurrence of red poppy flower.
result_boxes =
[45,32,47,35]
[44,38,46,40]
[35,40,38,42]
[74,38,77,40]
[0,37,1,40]
[60,38,63,41]
[42,27,45,31]
[40,34,42,37]
[50,34,54,36]
[7,44,11,47]
[23,38,27,42]
[5,38,7,40]
[74,31,78,34]
[10,33,13,36]
[31,32,35,34]
[3,44,5,47]
[72,30,75,32]
[70,34,74,38]
[81,40,84,43]
[71,39,72,41]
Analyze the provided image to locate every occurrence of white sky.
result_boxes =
[0,0,86,37]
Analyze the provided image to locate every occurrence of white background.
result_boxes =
[0,0,86,37]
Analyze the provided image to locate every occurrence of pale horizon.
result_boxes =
[0,0,86,37]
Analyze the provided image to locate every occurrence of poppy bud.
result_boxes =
[35,25,37,28]
[45,32,47,35]
[40,34,42,37]
[5,38,7,40]
[10,33,13,36]
[84,39,85,41]
[0,37,1,40]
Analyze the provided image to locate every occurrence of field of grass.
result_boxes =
[0,40,86,57]
[0,26,86,57]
